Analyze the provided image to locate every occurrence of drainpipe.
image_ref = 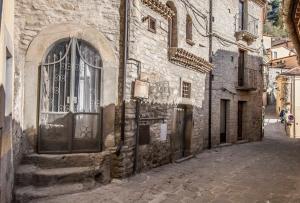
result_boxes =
[208,0,213,149]
[116,0,130,156]
[127,58,142,174]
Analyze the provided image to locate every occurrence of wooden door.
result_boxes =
[174,107,186,160]
[238,101,244,140]
[220,100,227,143]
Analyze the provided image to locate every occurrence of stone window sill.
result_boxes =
[186,39,195,46]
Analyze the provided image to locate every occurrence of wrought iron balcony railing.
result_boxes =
[235,14,259,44]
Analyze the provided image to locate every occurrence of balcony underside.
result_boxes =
[235,86,257,91]
[235,31,258,45]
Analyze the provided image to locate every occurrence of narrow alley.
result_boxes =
[30,108,300,203]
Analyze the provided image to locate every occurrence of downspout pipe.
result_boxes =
[127,58,142,174]
[208,0,213,149]
[116,0,129,156]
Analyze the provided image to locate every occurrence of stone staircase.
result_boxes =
[14,152,111,202]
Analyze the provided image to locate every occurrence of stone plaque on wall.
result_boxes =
[134,80,150,99]
[160,123,167,141]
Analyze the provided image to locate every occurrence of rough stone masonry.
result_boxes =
[8,0,265,201]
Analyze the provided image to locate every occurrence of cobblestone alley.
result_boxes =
[31,109,300,203]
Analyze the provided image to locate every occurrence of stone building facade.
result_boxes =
[13,0,121,201]
[1,0,265,201]
[209,0,265,146]
[12,0,213,200]
[0,0,15,202]
[115,0,212,175]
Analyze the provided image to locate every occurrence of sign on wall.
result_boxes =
[160,123,167,141]
[134,80,150,99]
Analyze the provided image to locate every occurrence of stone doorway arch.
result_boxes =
[23,23,118,152]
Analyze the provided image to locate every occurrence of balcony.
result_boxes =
[235,14,259,45]
[236,68,259,91]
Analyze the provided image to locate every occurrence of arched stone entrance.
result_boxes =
[23,23,118,152]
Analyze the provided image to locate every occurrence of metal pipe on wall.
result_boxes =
[208,0,213,149]
[117,0,130,156]
[128,58,142,174]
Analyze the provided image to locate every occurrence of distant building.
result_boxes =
[279,0,300,138]
[264,38,298,106]
[276,68,300,138]
[210,0,266,146]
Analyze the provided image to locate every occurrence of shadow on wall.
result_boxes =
[212,49,264,142]
[212,49,264,87]
[0,84,22,203]
[125,73,210,173]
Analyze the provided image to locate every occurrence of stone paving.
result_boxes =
[35,114,300,203]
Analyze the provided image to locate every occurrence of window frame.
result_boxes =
[182,81,192,99]
[186,14,194,45]
[147,15,157,34]
[0,0,3,27]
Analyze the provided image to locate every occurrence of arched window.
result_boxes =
[166,1,178,47]
[39,38,103,153]
[186,15,193,43]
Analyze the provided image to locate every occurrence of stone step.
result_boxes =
[22,153,106,169]
[14,181,97,203]
[15,164,103,187]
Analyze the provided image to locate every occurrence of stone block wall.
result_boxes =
[14,0,122,178]
[119,0,211,173]
[210,0,264,146]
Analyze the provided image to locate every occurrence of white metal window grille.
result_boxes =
[39,38,103,153]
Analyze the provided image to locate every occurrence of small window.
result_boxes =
[182,82,191,98]
[148,16,156,33]
[186,15,193,45]
[0,0,3,25]
[273,51,278,59]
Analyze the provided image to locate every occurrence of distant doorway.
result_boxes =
[173,105,193,160]
[238,101,246,140]
[220,100,229,144]
[174,107,186,160]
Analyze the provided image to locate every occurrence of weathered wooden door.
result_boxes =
[238,101,244,140]
[38,38,103,153]
[174,107,186,160]
[220,100,227,144]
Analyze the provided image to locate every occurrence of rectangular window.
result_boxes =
[239,0,245,30]
[182,82,191,98]
[0,0,3,26]
[148,16,156,33]
[273,51,278,59]
[186,15,193,44]
[238,49,245,86]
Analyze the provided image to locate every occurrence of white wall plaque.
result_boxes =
[134,80,150,99]
[160,123,167,141]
